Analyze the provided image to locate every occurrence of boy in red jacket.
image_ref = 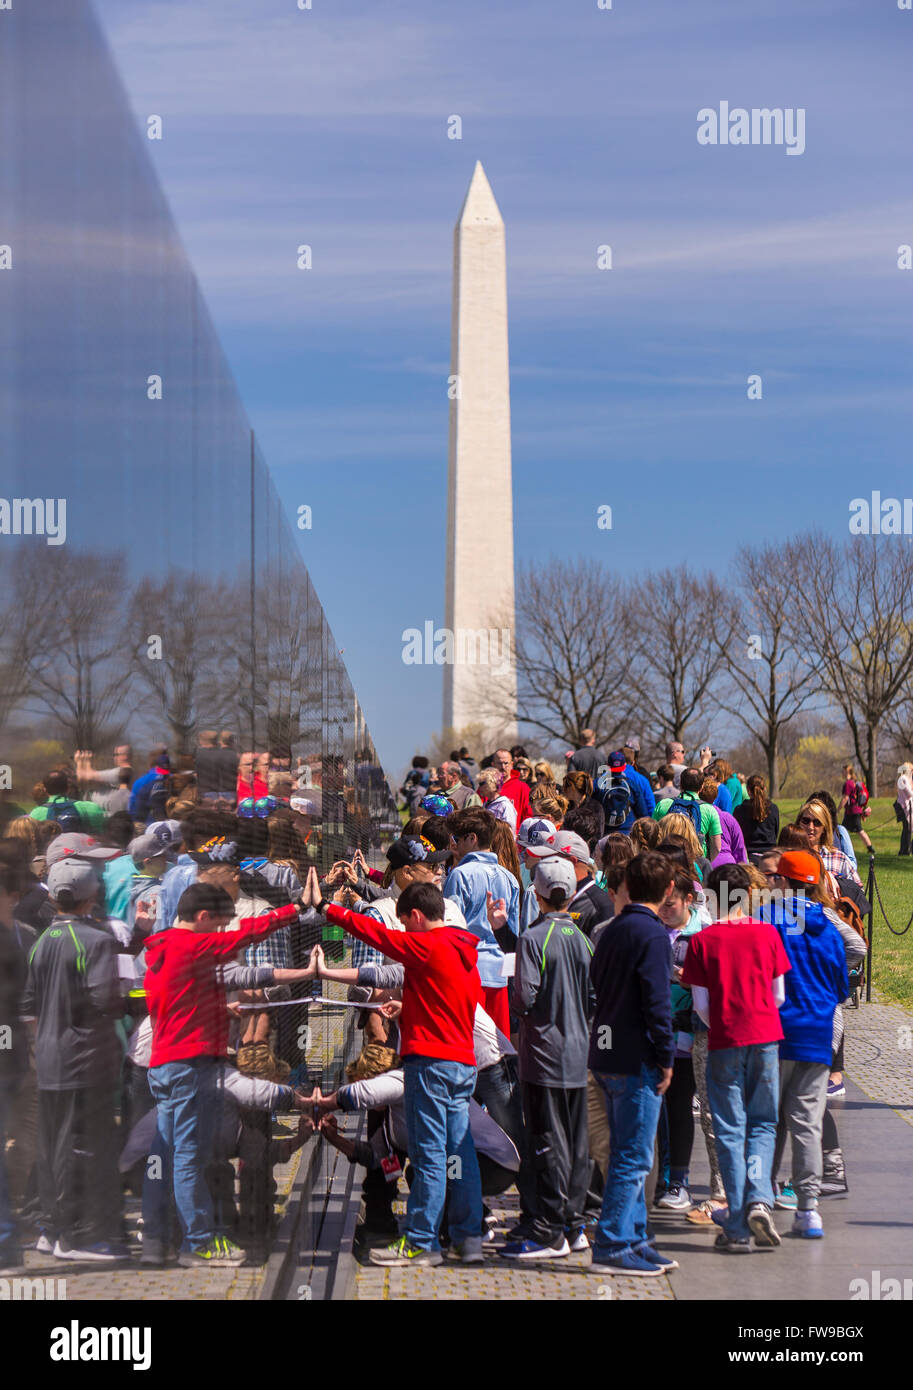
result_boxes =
[315,878,485,1267]
[142,881,299,1267]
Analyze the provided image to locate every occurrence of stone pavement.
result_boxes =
[351,993,913,1301]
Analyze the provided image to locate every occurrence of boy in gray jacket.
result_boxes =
[493,856,595,1260]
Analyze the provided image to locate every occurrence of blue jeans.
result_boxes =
[402,1056,483,1250]
[144,1059,222,1249]
[706,1043,779,1240]
[592,1065,663,1260]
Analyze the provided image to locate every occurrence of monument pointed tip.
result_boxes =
[457,161,503,228]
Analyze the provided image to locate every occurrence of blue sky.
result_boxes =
[93,0,913,781]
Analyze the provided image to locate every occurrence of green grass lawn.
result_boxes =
[778,798,913,1010]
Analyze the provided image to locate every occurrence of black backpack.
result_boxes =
[595,769,632,829]
[44,798,85,833]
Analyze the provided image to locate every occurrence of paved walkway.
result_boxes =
[351,993,913,1301]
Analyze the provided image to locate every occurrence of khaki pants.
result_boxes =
[587,1071,611,1178]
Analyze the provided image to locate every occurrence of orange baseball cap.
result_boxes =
[776,850,821,885]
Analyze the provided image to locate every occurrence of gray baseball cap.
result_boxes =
[47,858,102,902]
[129,832,178,865]
[45,834,122,867]
[551,831,594,867]
[532,856,577,902]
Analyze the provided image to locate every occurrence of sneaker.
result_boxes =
[590,1247,665,1277]
[369,1237,442,1267]
[447,1236,484,1264]
[656,1182,692,1212]
[793,1208,824,1239]
[775,1183,798,1211]
[714,1232,751,1254]
[633,1241,679,1271]
[499,1236,570,1260]
[34,1233,55,1255]
[747,1203,781,1249]
[691,1095,701,1116]
[53,1238,129,1263]
[821,1150,847,1196]
[710,1205,730,1228]
[178,1236,246,1268]
[827,1079,846,1100]
[566,1226,590,1253]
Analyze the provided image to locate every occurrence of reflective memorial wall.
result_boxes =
[0,0,398,859]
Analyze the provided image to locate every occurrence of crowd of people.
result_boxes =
[0,729,894,1280]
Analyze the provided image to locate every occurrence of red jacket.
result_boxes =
[326,903,481,1065]
[144,903,298,1067]
[499,774,531,828]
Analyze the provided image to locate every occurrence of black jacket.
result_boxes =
[588,902,674,1075]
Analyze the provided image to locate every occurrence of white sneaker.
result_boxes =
[793,1208,824,1239]
[35,1234,54,1255]
[567,1227,590,1252]
[656,1183,692,1212]
[747,1203,781,1249]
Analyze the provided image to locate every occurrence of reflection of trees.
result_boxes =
[14,548,130,749]
[126,571,240,755]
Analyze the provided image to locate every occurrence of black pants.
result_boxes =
[666,1057,696,1175]
[520,1081,589,1244]
[901,821,912,856]
[37,1086,123,1246]
[474,1056,536,1225]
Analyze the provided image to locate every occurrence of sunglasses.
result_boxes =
[797,816,821,829]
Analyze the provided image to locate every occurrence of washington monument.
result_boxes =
[443,162,517,745]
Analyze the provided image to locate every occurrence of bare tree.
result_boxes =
[20,549,130,750]
[627,567,737,750]
[715,545,824,791]
[482,559,635,752]
[125,570,239,755]
[788,535,913,796]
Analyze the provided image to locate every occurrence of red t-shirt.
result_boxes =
[681,918,791,1051]
[499,775,531,828]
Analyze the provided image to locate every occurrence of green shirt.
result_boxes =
[30,795,106,832]
[653,792,721,851]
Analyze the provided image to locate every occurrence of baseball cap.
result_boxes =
[776,850,821,885]
[45,834,122,867]
[486,796,518,832]
[47,858,101,901]
[386,836,450,871]
[532,856,577,902]
[129,832,178,865]
[607,751,627,771]
[146,820,184,853]
[517,817,558,851]
[420,794,453,817]
[189,838,242,866]
[290,796,318,816]
[550,831,594,867]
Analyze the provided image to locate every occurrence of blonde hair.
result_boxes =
[629,817,660,853]
[533,760,555,784]
[476,769,502,801]
[5,817,38,852]
[656,813,703,865]
[530,793,568,824]
[898,763,913,780]
[801,797,835,849]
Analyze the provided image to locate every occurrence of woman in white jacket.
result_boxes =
[897,763,913,857]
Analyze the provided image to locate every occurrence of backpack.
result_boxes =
[667,794,703,839]
[146,771,171,821]
[44,798,85,833]
[853,781,869,811]
[595,769,632,829]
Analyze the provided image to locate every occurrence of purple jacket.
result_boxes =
[715,807,747,863]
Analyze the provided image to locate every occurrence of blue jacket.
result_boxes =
[444,851,519,991]
[714,783,733,815]
[128,766,169,822]
[599,764,656,834]
[758,899,849,1064]
[156,856,197,932]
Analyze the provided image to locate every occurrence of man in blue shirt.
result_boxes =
[595,750,656,835]
[444,808,519,1036]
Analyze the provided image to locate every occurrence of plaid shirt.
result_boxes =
[819,845,862,888]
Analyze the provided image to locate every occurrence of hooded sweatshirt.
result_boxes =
[143,902,298,1067]
[758,898,849,1064]
[324,903,481,1065]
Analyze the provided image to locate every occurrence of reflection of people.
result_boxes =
[237,752,268,803]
